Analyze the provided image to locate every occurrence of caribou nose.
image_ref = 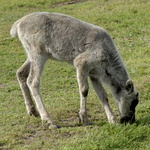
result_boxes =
[120,115,135,124]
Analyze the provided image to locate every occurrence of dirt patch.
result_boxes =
[50,0,85,8]
[20,125,79,149]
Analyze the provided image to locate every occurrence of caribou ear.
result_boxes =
[126,80,134,94]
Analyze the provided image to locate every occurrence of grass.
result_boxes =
[0,0,150,149]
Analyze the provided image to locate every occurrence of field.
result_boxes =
[0,0,150,149]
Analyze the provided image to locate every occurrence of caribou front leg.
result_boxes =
[74,57,92,125]
[90,76,118,124]
[76,69,90,125]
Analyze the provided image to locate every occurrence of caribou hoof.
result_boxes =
[108,116,119,124]
[79,117,93,126]
[42,120,60,129]
[48,124,60,129]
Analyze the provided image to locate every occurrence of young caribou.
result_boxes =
[10,12,139,128]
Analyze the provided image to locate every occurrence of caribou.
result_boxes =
[10,12,139,128]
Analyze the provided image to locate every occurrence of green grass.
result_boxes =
[0,0,150,149]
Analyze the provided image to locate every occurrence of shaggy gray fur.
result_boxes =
[10,12,139,128]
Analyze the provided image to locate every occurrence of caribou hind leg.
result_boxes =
[17,59,39,117]
[89,76,118,124]
[26,54,57,128]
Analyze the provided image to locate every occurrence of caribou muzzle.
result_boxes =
[120,114,135,124]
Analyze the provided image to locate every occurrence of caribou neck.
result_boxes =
[105,60,130,96]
